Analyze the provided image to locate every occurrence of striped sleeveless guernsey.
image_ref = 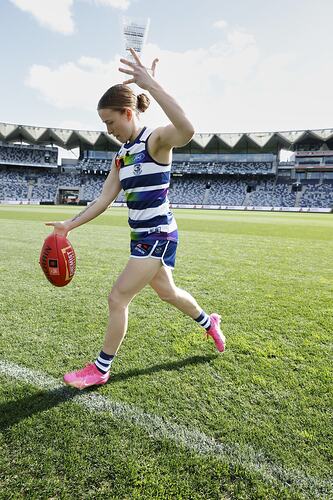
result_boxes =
[115,127,178,243]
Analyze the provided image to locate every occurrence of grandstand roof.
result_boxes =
[1,122,333,154]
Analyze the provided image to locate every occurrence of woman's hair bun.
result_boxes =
[137,93,150,113]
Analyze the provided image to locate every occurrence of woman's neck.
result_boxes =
[128,124,143,143]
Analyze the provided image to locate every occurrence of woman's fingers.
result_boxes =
[118,64,135,83]
[123,78,135,85]
[119,49,158,85]
[120,58,135,67]
[151,57,159,77]
[118,67,134,75]
[129,47,141,64]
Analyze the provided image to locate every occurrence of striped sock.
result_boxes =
[194,310,211,331]
[95,351,115,374]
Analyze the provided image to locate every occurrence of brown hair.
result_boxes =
[97,84,150,114]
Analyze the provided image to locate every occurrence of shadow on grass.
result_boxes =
[0,385,79,432]
[1,355,217,431]
[111,354,218,382]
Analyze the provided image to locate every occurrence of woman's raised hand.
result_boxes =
[119,47,159,90]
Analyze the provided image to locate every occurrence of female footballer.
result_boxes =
[46,48,225,389]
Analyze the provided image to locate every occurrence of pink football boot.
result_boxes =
[206,314,225,352]
[64,363,109,389]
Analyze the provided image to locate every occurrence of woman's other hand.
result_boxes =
[44,220,71,237]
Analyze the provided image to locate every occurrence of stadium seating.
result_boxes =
[168,177,206,204]
[82,175,105,200]
[0,143,57,167]
[207,179,247,205]
[299,183,333,208]
[172,161,274,176]
[79,158,112,172]
[247,180,297,207]
[0,170,29,200]
[0,154,332,209]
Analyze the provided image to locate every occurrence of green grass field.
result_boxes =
[0,205,332,499]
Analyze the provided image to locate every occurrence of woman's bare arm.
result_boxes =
[119,48,194,149]
[45,158,122,235]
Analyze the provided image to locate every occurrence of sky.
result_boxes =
[1,0,333,138]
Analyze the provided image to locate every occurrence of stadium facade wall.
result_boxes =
[0,200,331,213]
[111,202,332,213]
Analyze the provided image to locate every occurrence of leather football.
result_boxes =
[39,233,76,287]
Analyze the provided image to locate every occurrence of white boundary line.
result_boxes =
[1,359,332,497]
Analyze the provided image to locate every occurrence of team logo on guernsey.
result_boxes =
[133,163,142,175]
[135,152,145,162]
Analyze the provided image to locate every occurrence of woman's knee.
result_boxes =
[108,287,129,310]
[157,286,179,303]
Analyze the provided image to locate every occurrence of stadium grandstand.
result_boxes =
[0,122,332,212]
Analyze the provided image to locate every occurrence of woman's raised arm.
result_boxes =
[119,48,194,149]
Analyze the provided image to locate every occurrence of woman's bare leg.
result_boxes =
[149,266,202,318]
[149,266,225,352]
[103,257,162,354]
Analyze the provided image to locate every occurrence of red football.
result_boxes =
[39,233,76,287]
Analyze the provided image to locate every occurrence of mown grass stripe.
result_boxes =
[1,359,332,497]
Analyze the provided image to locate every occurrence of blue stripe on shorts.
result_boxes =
[130,240,177,269]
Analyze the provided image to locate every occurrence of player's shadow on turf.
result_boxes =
[0,386,80,432]
[111,354,217,383]
[0,355,217,431]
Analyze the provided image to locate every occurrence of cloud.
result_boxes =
[87,0,130,8]
[226,29,255,49]
[25,32,259,131]
[26,56,119,111]
[213,19,227,29]
[25,26,333,133]
[10,0,129,35]
[10,0,75,34]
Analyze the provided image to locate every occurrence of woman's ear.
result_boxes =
[125,108,133,121]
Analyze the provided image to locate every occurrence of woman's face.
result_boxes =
[98,107,133,143]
